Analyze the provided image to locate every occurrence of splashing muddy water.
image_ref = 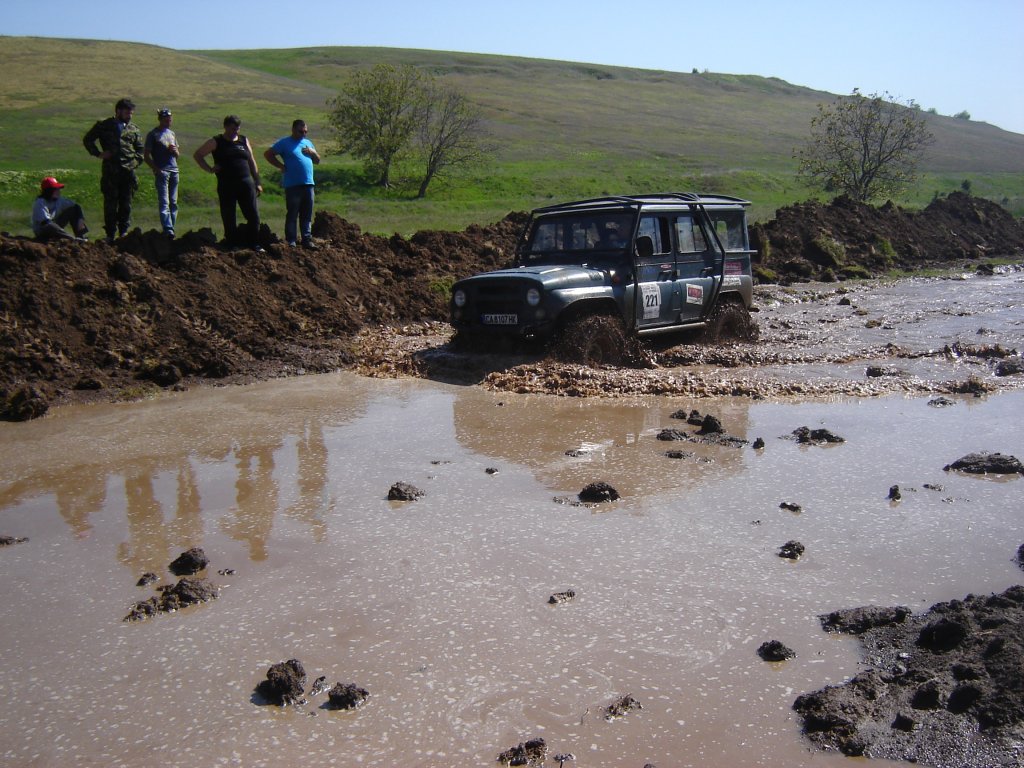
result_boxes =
[1,367,1022,766]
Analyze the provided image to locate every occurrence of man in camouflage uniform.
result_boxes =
[83,98,145,242]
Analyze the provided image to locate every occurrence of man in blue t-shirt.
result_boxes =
[264,119,321,248]
[144,108,180,237]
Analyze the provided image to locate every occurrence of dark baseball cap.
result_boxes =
[157,108,172,117]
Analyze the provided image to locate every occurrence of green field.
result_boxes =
[2,36,1023,238]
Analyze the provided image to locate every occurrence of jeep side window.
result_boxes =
[637,216,670,254]
[674,214,708,255]
[708,211,747,251]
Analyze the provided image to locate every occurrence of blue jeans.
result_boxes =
[155,169,179,234]
[284,184,315,244]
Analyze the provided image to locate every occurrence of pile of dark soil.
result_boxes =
[794,586,1024,767]
[0,211,524,419]
[2,193,1022,419]
[750,192,1024,283]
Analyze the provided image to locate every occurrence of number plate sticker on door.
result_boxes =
[686,284,704,305]
[640,283,661,319]
[482,313,518,325]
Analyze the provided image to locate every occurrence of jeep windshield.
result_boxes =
[522,212,636,264]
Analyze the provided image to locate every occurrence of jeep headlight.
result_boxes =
[526,287,541,306]
[453,289,467,308]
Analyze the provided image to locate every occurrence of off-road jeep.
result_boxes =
[450,193,758,363]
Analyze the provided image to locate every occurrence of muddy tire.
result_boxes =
[702,299,759,343]
[552,314,627,366]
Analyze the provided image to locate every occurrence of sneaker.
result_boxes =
[287,241,297,247]
[302,239,319,250]
[75,235,89,243]
[254,245,266,254]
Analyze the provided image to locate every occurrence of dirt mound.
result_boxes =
[3,194,1023,418]
[0,210,525,418]
[750,192,1024,284]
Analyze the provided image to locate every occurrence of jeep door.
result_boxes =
[630,215,679,328]
[672,210,719,323]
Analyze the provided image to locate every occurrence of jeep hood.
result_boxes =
[458,265,607,289]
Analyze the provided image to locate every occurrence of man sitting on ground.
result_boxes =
[32,177,89,242]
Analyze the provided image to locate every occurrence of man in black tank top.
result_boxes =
[192,115,264,251]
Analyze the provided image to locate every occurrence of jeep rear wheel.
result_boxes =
[702,299,759,343]
[553,314,627,366]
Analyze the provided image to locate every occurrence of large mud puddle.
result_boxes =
[1,372,1022,767]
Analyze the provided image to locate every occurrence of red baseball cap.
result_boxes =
[41,177,65,191]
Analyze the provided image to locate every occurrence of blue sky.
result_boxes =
[5,0,1023,135]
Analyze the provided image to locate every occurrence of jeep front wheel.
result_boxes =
[553,314,626,366]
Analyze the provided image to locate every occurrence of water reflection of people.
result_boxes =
[284,421,329,544]
[2,382,368,572]
[118,457,203,576]
[221,442,281,562]
[0,469,107,540]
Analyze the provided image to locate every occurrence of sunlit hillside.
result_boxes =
[1,36,1022,236]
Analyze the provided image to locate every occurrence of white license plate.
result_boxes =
[482,313,518,325]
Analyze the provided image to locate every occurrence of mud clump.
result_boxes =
[943,451,1024,475]
[578,482,620,503]
[604,694,643,720]
[257,659,307,706]
[124,576,218,622]
[792,426,845,444]
[0,535,29,546]
[2,385,49,421]
[498,737,547,766]
[169,546,209,576]
[778,540,805,559]
[821,605,911,634]
[548,589,576,605]
[757,640,796,662]
[388,481,425,501]
[794,586,1024,766]
[326,682,370,710]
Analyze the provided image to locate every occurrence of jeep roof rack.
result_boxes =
[532,193,749,214]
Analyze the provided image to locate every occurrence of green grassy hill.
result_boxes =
[2,36,1022,238]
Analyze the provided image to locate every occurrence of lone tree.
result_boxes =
[327,63,425,187]
[796,90,934,202]
[414,83,487,198]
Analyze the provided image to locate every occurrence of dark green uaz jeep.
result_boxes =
[450,193,758,363]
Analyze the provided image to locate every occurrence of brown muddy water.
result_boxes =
[1,369,1023,767]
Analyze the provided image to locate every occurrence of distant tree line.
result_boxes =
[327,64,488,198]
